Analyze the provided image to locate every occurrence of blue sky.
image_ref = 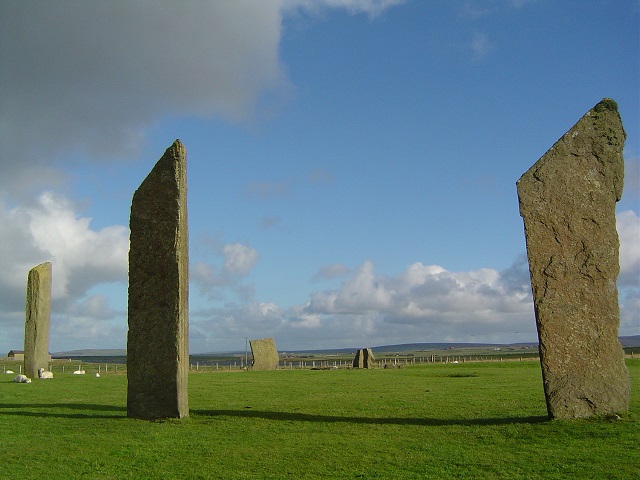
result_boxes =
[1,0,638,354]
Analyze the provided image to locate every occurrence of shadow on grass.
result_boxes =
[0,403,126,419]
[192,409,549,426]
[0,404,549,425]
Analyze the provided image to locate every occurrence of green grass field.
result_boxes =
[1,359,638,479]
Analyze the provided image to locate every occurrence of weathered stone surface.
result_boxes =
[353,348,375,369]
[250,337,279,370]
[127,140,189,420]
[517,98,630,419]
[24,262,52,379]
[353,350,364,368]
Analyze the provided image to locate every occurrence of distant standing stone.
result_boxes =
[127,140,189,420]
[353,348,375,369]
[24,262,52,379]
[517,98,630,419]
[250,338,279,370]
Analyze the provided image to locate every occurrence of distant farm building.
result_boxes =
[7,350,24,360]
[6,350,50,361]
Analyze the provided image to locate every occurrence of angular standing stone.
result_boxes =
[352,348,375,369]
[127,140,189,420]
[24,262,52,379]
[516,99,630,419]
[249,337,279,370]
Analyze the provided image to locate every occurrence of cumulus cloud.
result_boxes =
[623,156,639,202]
[617,210,640,287]
[190,301,285,352]
[620,288,639,336]
[459,0,536,18]
[303,260,532,327]
[469,32,492,59]
[260,216,283,230]
[0,2,285,166]
[186,209,639,351]
[617,209,640,336]
[223,243,260,276]
[0,0,405,195]
[192,237,259,302]
[312,263,351,281]
[68,294,120,322]
[309,168,335,185]
[187,256,538,352]
[0,191,129,351]
[246,180,292,200]
[284,0,406,18]
[0,192,128,305]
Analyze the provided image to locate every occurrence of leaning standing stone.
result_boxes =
[127,140,189,420]
[516,98,630,419]
[352,348,375,369]
[352,349,365,368]
[24,262,52,379]
[249,337,279,370]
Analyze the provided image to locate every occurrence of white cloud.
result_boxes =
[623,156,639,202]
[0,192,128,303]
[617,210,640,287]
[469,32,492,59]
[620,287,639,336]
[190,301,285,352]
[303,260,532,326]
[0,191,129,352]
[246,180,292,200]
[0,1,286,185]
[312,263,351,281]
[51,313,127,347]
[223,243,259,277]
[184,209,640,351]
[25,192,129,299]
[617,209,640,336]
[0,1,405,194]
[284,0,405,18]
[187,257,538,352]
[261,216,283,230]
[192,238,259,302]
[459,0,535,19]
[68,294,119,321]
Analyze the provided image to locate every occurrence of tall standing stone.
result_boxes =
[127,140,189,420]
[249,337,279,370]
[24,262,52,379]
[517,99,630,419]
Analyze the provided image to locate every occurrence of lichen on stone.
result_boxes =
[593,98,618,113]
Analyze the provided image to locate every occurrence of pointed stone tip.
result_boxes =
[32,261,52,272]
[164,139,186,159]
[593,98,618,113]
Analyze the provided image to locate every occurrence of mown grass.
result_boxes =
[1,360,638,479]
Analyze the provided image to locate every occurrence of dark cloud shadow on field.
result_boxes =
[192,409,549,426]
[0,403,126,419]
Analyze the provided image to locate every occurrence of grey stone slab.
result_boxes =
[517,99,630,419]
[353,348,375,368]
[127,140,189,420]
[250,337,279,370]
[24,262,52,379]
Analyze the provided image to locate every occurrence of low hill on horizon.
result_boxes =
[52,335,639,358]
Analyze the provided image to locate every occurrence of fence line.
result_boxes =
[17,352,636,375]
